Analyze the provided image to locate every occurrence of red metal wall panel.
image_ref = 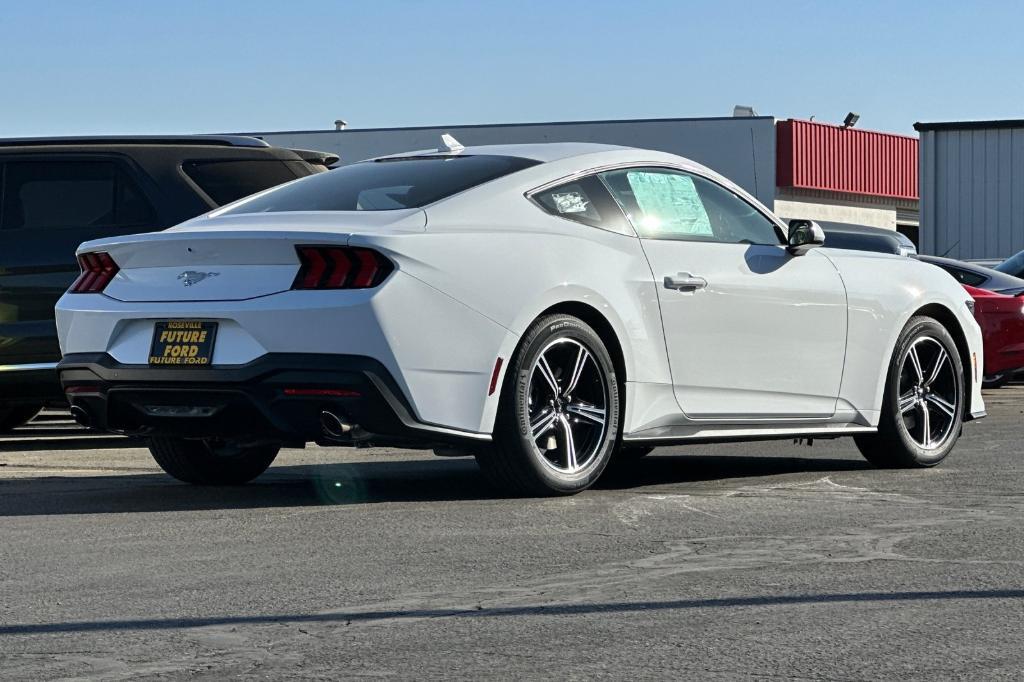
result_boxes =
[776,119,918,200]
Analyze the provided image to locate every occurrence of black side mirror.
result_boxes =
[787,219,825,256]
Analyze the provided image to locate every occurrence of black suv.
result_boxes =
[0,135,330,431]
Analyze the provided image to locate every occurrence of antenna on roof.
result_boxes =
[439,133,464,153]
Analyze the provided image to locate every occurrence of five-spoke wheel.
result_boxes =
[856,316,964,468]
[478,314,620,495]
[528,338,609,475]
[897,336,959,450]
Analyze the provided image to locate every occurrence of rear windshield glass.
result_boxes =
[183,159,305,206]
[218,155,539,214]
[995,251,1024,275]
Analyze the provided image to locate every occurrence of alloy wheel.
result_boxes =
[527,338,609,475]
[897,336,959,450]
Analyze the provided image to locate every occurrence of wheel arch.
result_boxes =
[534,301,628,386]
[491,300,630,419]
[910,302,973,419]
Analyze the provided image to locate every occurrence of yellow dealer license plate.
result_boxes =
[149,320,218,367]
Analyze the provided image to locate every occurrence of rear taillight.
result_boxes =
[69,252,119,294]
[292,246,393,290]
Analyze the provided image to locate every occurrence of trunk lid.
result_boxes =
[81,210,424,302]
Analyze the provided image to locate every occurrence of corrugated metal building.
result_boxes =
[252,116,780,206]
[916,119,1024,259]
[248,116,919,236]
[775,119,919,234]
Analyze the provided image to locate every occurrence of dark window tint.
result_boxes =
[936,264,988,287]
[182,159,303,206]
[532,175,630,234]
[601,167,782,245]
[219,155,540,214]
[1,160,155,230]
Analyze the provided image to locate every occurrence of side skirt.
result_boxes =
[622,424,877,447]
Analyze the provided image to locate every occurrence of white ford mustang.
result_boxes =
[55,139,985,495]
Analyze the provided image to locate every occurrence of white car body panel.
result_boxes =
[55,142,985,443]
[642,241,847,420]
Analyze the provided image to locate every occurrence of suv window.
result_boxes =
[531,174,631,234]
[1,160,155,230]
[601,167,782,245]
[218,155,540,214]
[182,159,305,205]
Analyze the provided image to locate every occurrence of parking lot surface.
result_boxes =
[1,388,1023,680]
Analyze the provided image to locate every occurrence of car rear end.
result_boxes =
[56,221,509,449]
[55,151,543,449]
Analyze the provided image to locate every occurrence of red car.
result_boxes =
[963,284,1024,387]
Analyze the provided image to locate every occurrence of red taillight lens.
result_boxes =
[292,246,393,290]
[69,252,119,293]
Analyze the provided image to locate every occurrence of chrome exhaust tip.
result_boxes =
[320,410,353,438]
[69,405,93,429]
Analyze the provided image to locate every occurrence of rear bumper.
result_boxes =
[57,353,491,447]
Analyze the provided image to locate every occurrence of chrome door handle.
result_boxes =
[664,272,708,292]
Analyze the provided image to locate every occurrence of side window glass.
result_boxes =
[1,160,155,230]
[690,174,783,245]
[601,167,782,245]
[532,174,630,234]
[602,169,712,239]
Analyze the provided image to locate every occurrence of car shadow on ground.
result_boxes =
[0,447,872,517]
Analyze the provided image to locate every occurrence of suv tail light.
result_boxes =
[292,246,393,290]
[69,252,119,294]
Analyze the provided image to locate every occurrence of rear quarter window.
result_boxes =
[531,174,631,234]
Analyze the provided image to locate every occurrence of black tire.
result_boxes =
[0,405,42,432]
[476,314,621,496]
[855,316,964,468]
[148,436,280,485]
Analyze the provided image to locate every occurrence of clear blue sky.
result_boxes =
[1,0,1021,138]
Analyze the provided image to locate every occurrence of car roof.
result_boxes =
[808,221,916,255]
[0,135,269,149]
[370,142,634,163]
[366,141,748,203]
[918,254,1024,292]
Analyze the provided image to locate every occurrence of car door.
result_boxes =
[600,166,848,420]
[0,155,159,366]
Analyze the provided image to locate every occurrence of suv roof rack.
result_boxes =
[0,135,270,148]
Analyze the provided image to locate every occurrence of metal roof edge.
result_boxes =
[914,119,1024,132]
[233,115,777,137]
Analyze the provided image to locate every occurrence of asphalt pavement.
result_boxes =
[1,389,1023,680]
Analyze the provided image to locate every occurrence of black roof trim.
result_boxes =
[0,135,270,149]
[289,148,341,165]
[234,115,776,137]
[914,119,1024,132]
